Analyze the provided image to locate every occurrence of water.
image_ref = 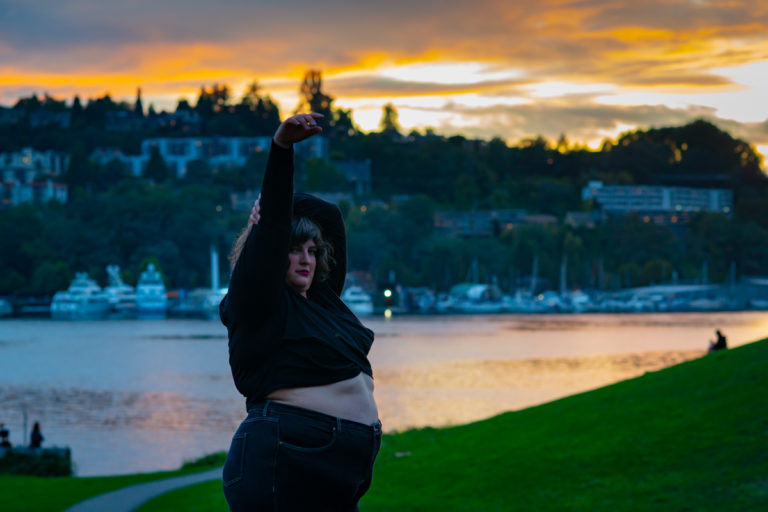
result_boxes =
[1,312,766,476]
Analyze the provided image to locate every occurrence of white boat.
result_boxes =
[51,272,111,320]
[447,283,508,314]
[504,292,549,313]
[687,297,726,311]
[136,263,168,317]
[103,265,137,316]
[341,286,374,316]
[202,287,228,319]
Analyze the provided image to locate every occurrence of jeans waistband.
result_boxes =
[248,400,382,435]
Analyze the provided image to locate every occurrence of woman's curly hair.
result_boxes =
[229,217,335,282]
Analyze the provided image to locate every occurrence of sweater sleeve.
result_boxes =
[293,193,347,296]
[223,141,294,359]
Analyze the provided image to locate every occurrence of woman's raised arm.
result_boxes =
[223,114,324,327]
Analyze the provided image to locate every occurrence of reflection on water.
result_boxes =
[374,349,703,431]
[0,312,766,475]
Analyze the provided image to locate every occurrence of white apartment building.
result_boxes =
[582,180,733,215]
[0,148,70,208]
[113,136,330,178]
[1,179,68,208]
[0,147,70,176]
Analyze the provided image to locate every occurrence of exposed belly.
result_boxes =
[266,373,378,424]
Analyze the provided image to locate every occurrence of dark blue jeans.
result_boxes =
[223,400,382,512]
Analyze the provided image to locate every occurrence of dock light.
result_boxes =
[383,289,392,298]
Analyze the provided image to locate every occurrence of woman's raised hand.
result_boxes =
[273,113,324,148]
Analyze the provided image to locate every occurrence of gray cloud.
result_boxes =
[2,0,766,75]
[324,75,535,98]
[405,98,766,149]
[1,0,767,157]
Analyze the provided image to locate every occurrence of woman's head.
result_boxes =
[285,217,333,296]
[229,216,334,294]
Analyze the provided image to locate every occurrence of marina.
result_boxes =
[4,278,768,319]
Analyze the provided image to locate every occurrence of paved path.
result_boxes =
[63,467,222,512]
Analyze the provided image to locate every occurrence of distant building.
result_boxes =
[145,110,202,133]
[28,110,71,129]
[434,209,528,237]
[105,110,144,131]
[1,179,68,209]
[524,214,558,226]
[0,148,70,208]
[102,136,330,178]
[0,108,24,125]
[0,147,70,176]
[295,136,330,160]
[333,160,371,195]
[564,211,601,229]
[90,148,127,166]
[582,180,733,225]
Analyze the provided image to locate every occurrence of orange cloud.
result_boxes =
[1,0,767,164]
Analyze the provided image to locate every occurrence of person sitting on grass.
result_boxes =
[708,329,728,353]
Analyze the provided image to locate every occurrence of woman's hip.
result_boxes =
[222,400,381,511]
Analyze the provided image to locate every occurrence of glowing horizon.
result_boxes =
[0,0,766,164]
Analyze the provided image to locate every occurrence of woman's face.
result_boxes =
[286,238,317,297]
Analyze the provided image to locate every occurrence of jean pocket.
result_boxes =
[278,416,337,452]
[223,432,247,487]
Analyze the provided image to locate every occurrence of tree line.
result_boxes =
[0,72,767,296]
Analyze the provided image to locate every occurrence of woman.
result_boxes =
[220,113,380,511]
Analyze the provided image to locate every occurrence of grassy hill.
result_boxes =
[138,337,768,511]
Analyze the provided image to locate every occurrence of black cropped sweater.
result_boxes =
[219,141,374,410]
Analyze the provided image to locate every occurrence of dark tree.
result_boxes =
[295,70,334,119]
[134,88,144,117]
[71,95,84,125]
[61,144,97,193]
[330,107,358,140]
[379,103,401,135]
[235,81,281,135]
[144,147,171,183]
[195,83,231,121]
[176,99,192,112]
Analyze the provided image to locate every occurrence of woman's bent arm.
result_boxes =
[225,142,294,356]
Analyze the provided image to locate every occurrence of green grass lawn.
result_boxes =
[4,339,767,512]
[0,452,225,512]
[137,337,768,512]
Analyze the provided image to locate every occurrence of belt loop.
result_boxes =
[262,400,271,417]
[336,417,342,432]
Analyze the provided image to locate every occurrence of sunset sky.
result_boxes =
[1,0,767,164]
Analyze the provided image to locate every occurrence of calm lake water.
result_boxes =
[1,312,767,476]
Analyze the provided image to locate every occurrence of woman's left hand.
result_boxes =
[249,194,261,225]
